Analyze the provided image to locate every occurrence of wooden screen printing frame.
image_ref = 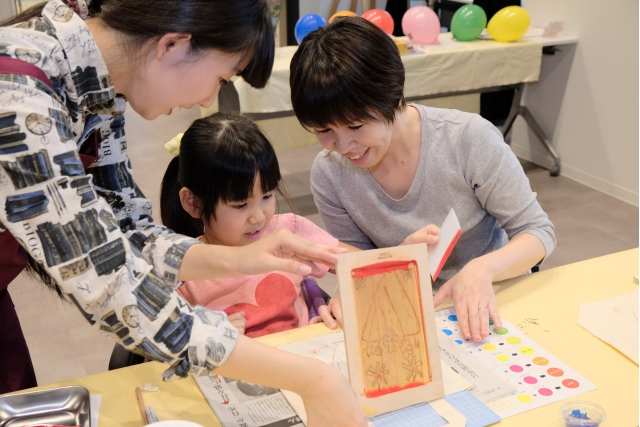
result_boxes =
[337,244,444,416]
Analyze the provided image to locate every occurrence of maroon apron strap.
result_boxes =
[0,57,55,392]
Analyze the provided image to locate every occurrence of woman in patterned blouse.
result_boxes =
[0,1,366,425]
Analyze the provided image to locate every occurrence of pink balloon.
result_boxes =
[402,6,441,45]
[362,9,394,35]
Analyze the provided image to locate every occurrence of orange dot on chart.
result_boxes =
[533,357,549,366]
[496,354,510,362]
[483,343,496,351]
[519,346,535,355]
[506,336,521,345]
[562,379,580,389]
[517,394,532,403]
[547,367,564,377]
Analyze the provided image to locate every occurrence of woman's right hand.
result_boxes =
[300,364,368,427]
[401,224,439,247]
[234,228,346,276]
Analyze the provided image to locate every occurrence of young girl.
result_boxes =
[161,112,345,337]
[290,17,557,344]
[161,112,439,337]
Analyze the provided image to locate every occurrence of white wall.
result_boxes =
[0,0,17,22]
[510,1,639,206]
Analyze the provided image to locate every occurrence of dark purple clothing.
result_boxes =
[0,231,37,393]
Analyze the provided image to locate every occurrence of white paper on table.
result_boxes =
[276,330,470,395]
[90,394,101,427]
[578,290,639,364]
[428,208,462,281]
[439,334,516,403]
[435,308,596,418]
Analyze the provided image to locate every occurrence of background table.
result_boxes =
[15,249,638,426]
[217,32,577,175]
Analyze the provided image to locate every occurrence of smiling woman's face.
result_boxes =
[313,118,394,169]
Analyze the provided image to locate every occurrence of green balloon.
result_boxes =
[451,4,487,41]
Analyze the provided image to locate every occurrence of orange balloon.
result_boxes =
[329,10,357,23]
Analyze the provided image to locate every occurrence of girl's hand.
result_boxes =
[235,229,346,276]
[401,224,439,247]
[300,364,368,427]
[227,311,246,335]
[432,260,502,342]
[308,297,343,329]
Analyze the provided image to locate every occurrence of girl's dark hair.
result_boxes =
[161,112,286,238]
[290,17,406,129]
[2,0,275,88]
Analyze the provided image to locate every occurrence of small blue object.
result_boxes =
[448,314,458,321]
[455,339,463,345]
[442,328,453,336]
[295,14,326,44]
[571,409,590,420]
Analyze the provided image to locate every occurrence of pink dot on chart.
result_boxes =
[562,379,580,389]
[509,365,524,373]
[538,388,553,396]
[523,376,538,384]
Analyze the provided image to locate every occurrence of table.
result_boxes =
[16,249,638,426]
[219,32,577,176]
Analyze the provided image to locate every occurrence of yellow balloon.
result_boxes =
[329,10,357,23]
[487,6,530,42]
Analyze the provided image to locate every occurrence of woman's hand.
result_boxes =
[401,224,439,247]
[432,259,502,342]
[227,312,246,335]
[236,229,346,276]
[299,363,368,427]
[308,297,343,329]
[180,229,347,281]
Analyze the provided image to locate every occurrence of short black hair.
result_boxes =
[290,17,406,130]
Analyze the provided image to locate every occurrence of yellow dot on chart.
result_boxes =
[506,336,521,345]
[519,346,535,355]
[517,394,533,403]
[483,343,496,351]
[496,354,510,362]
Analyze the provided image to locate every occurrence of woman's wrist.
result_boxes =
[465,257,496,284]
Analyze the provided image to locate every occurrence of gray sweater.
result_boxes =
[311,104,556,287]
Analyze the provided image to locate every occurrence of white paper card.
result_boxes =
[429,208,462,280]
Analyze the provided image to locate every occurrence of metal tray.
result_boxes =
[0,386,90,427]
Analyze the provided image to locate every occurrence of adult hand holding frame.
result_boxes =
[336,244,444,416]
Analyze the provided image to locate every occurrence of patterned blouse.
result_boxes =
[0,0,237,380]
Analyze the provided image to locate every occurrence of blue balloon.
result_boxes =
[295,14,326,44]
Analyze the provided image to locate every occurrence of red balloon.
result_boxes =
[361,9,394,35]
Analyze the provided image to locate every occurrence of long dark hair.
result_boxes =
[2,0,275,88]
[161,112,288,238]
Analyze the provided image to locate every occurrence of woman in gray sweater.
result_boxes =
[290,18,556,344]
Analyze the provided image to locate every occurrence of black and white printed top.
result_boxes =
[0,0,237,380]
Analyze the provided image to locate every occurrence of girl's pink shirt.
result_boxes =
[177,213,338,337]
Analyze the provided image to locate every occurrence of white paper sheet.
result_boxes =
[578,290,639,364]
[90,394,101,427]
[428,208,462,280]
[436,308,596,418]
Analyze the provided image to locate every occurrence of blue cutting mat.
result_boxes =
[371,391,501,427]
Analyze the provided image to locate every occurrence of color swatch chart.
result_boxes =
[435,308,595,418]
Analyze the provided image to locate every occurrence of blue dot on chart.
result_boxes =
[455,340,463,345]
[448,314,458,322]
[442,329,453,336]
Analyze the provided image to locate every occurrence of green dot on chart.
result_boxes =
[493,327,509,335]
[489,318,494,325]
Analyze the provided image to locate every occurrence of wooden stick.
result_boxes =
[135,387,149,425]
[329,0,340,18]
